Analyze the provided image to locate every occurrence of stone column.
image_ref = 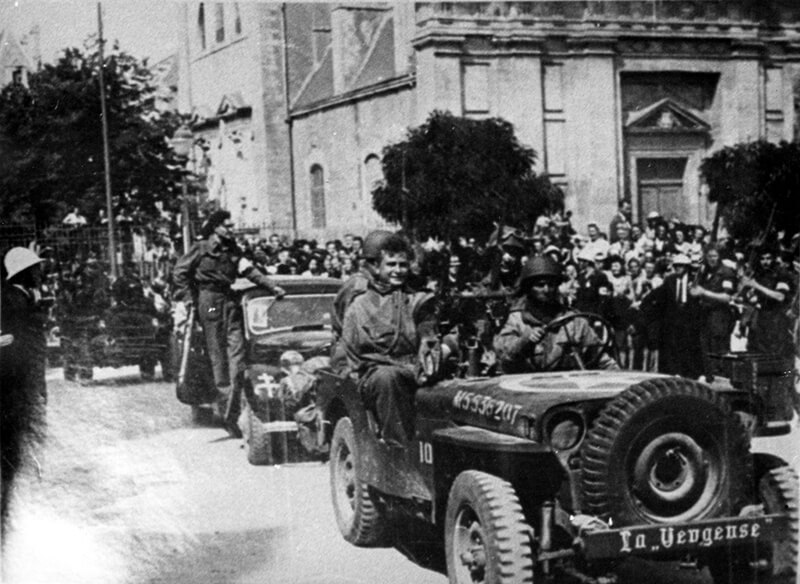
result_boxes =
[562,46,620,231]
[257,4,294,233]
[414,41,464,124]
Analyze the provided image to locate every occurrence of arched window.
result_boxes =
[234,3,242,35]
[197,3,207,51]
[310,165,326,229]
[214,3,225,43]
[363,154,382,197]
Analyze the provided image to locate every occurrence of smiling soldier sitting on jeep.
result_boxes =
[340,233,439,448]
[494,255,619,372]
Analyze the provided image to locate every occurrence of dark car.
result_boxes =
[314,309,798,584]
[238,276,340,465]
[175,275,340,463]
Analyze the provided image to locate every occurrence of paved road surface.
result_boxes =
[2,366,797,583]
[3,367,444,584]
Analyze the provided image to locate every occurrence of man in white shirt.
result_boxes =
[583,223,610,262]
[62,207,87,227]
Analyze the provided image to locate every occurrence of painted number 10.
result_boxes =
[418,441,433,464]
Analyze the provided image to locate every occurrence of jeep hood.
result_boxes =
[498,370,666,399]
[419,370,668,439]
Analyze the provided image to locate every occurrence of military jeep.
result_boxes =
[315,311,798,584]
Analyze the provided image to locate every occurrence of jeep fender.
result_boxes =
[316,369,367,445]
[431,426,564,523]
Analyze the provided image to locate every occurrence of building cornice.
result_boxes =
[289,74,415,119]
[412,16,800,59]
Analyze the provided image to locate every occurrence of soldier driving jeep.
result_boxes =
[494,255,619,373]
[316,238,797,584]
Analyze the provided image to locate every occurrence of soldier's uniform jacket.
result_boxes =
[330,269,373,371]
[341,282,435,374]
[173,238,278,301]
[332,269,372,338]
[746,267,794,357]
[745,267,793,311]
[696,263,736,335]
[494,297,618,373]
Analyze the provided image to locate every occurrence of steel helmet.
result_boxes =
[4,247,43,280]
[362,230,393,261]
[520,256,563,288]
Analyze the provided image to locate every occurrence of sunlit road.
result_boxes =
[2,366,797,584]
[2,366,444,584]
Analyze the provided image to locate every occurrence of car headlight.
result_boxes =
[546,411,585,451]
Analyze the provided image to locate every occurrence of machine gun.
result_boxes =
[435,288,511,378]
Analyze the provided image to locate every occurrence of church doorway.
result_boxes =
[636,157,688,221]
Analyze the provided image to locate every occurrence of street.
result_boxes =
[2,366,444,584]
[2,365,798,584]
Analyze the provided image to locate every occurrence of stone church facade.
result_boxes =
[178,2,800,238]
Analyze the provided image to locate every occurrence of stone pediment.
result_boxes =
[217,93,250,117]
[625,98,710,133]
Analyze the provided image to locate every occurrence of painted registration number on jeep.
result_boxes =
[452,390,522,424]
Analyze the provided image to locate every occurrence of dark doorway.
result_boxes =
[636,157,688,220]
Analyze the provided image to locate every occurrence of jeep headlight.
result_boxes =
[546,411,585,451]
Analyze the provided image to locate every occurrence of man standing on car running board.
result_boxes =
[173,210,285,436]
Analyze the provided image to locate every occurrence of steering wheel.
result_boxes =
[531,311,616,371]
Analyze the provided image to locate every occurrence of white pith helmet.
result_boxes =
[4,247,44,280]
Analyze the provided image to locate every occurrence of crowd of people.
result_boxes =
[2,201,798,524]
[28,199,800,384]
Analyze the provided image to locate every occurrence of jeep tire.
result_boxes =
[330,417,386,546]
[581,378,751,525]
[444,470,534,584]
[707,464,798,584]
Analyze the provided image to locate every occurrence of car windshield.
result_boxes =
[246,294,335,336]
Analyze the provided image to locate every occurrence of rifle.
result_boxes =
[175,303,195,403]
[730,202,778,329]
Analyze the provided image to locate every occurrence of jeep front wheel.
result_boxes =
[445,471,534,584]
[708,465,798,584]
[330,417,385,546]
[581,378,750,525]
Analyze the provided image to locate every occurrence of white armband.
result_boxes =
[237,256,254,274]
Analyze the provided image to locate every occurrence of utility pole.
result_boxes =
[97,2,118,279]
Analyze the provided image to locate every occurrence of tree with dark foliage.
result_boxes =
[0,39,189,229]
[700,140,800,243]
[372,111,563,241]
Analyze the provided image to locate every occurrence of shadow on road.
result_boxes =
[125,527,290,584]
